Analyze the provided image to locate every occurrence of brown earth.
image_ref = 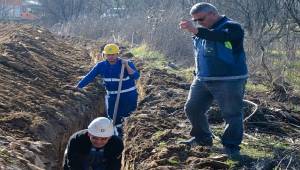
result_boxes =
[122,63,300,169]
[0,23,106,169]
[0,23,300,170]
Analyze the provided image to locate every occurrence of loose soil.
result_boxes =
[0,23,106,169]
[122,63,300,169]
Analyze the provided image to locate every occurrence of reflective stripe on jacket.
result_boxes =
[76,58,139,93]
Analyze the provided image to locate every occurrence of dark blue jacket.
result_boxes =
[63,129,123,170]
[76,58,139,93]
[193,16,248,80]
[76,58,139,124]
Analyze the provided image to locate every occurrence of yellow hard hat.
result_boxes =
[103,43,120,55]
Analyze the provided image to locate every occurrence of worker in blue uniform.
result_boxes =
[76,43,139,136]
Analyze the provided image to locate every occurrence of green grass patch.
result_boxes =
[288,104,300,112]
[246,82,269,92]
[0,148,14,163]
[168,67,194,82]
[167,157,180,165]
[211,124,298,169]
[266,50,286,58]
[131,44,194,81]
[271,141,290,150]
[240,135,292,160]
[176,137,187,144]
[131,44,167,69]
[158,141,167,148]
[226,159,240,169]
[211,126,224,137]
[287,61,300,68]
[212,125,274,160]
[151,130,167,140]
[285,71,300,90]
[240,144,273,159]
[211,126,273,159]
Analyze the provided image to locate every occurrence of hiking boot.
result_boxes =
[224,146,241,160]
[179,137,213,147]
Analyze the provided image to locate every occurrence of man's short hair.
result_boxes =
[190,2,218,15]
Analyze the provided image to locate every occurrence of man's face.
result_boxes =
[192,11,215,28]
[88,133,111,148]
[105,53,118,64]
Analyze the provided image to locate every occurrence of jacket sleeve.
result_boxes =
[127,61,140,80]
[106,138,124,170]
[76,63,101,88]
[63,136,83,170]
[195,22,244,42]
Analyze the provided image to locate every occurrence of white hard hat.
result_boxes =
[88,117,114,137]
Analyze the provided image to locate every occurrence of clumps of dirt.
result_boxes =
[122,68,230,169]
[0,23,106,169]
[123,61,300,169]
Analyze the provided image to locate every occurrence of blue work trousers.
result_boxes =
[106,90,138,125]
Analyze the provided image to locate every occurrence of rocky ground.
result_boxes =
[0,23,300,169]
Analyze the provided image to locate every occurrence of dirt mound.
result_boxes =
[122,68,230,169]
[0,23,106,169]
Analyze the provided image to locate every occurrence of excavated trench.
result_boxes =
[1,23,300,170]
[0,23,153,170]
[0,23,108,169]
[55,91,106,168]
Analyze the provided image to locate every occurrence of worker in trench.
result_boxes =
[63,117,123,170]
[76,43,140,137]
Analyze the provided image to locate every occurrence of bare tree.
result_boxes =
[42,0,299,91]
[284,0,300,27]
[39,0,86,24]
